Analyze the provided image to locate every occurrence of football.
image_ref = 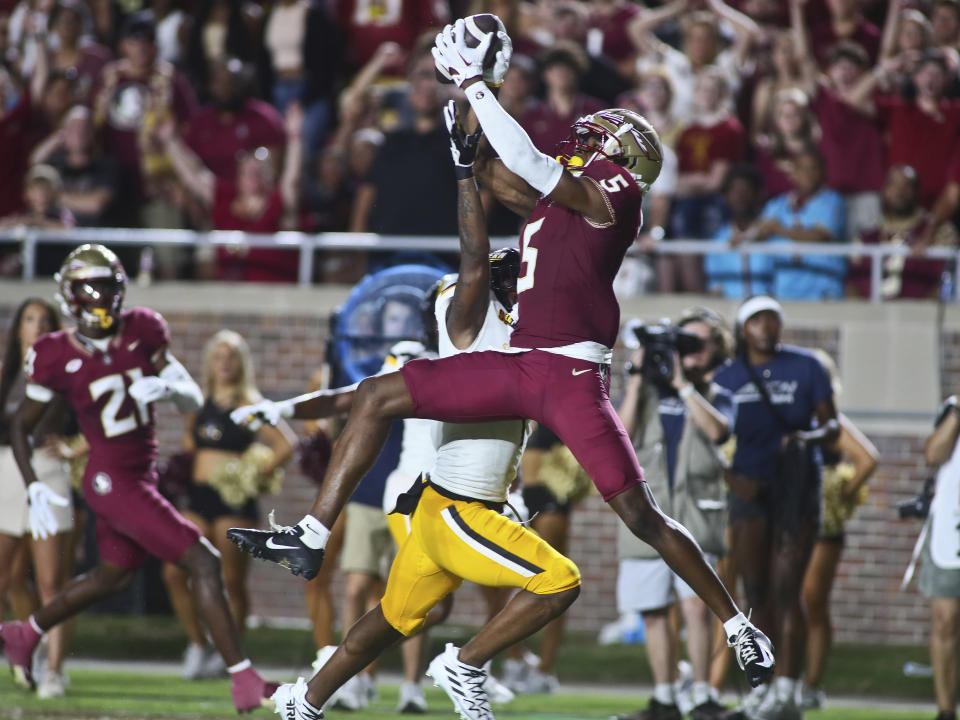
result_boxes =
[435,13,504,84]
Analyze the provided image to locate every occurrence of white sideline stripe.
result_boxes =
[440,506,535,578]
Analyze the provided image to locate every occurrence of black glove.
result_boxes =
[443,99,483,180]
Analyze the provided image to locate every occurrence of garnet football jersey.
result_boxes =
[26,307,170,473]
[510,159,643,351]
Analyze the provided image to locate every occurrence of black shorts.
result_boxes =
[523,484,571,517]
[727,476,821,533]
[186,483,259,523]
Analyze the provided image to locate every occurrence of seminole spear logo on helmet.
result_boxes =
[555,109,664,193]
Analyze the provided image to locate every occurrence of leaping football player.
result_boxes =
[0,244,276,712]
[229,17,775,719]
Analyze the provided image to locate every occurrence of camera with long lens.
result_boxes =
[898,476,935,519]
[626,321,705,386]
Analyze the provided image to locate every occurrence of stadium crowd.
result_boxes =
[0,0,959,297]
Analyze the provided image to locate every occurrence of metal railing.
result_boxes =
[1,227,956,303]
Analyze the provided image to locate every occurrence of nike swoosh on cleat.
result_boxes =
[571,368,591,376]
[265,537,301,550]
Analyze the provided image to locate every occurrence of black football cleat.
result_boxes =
[227,520,324,580]
[728,624,775,688]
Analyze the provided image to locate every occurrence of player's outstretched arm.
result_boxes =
[443,99,492,349]
[231,387,357,430]
[433,22,613,226]
[129,347,203,413]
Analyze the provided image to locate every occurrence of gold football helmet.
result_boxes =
[54,244,127,331]
[557,109,663,192]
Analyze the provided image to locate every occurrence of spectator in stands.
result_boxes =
[753,88,819,199]
[158,103,303,282]
[497,53,538,119]
[847,165,959,300]
[520,41,604,155]
[714,296,838,720]
[667,67,745,292]
[0,164,75,230]
[845,49,960,210]
[799,350,878,712]
[0,298,74,699]
[632,68,683,150]
[615,307,734,720]
[30,105,120,227]
[349,42,458,259]
[263,0,341,163]
[751,149,847,300]
[585,0,642,80]
[150,0,187,66]
[6,0,54,78]
[704,165,774,299]
[184,0,261,105]
[0,66,34,222]
[921,392,960,720]
[751,31,807,146]
[807,0,882,67]
[932,0,960,55]
[46,0,111,103]
[629,0,761,123]
[163,329,294,681]
[184,58,286,181]
[91,11,196,223]
[334,0,447,75]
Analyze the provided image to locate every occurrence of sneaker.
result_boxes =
[328,674,366,711]
[690,699,727,720]
[501,658,529,693]
[523,667,558,695]
[37,670,66,699]
[796,684,824,711]
[181,643,208,680]
[397,681,428,713]
[227,516,325,580]
[426,643,495,720]
[230,665,279,712]
[32,637,49,685]
[481,663,516,704]
[612,698,683,720]
[0,621,42,690]
[273,677,325,720]
[728,625,775,688]
[200,647,227,679]
[359,673,377,703]
[312,645,337,674]
[724,683,768,720]
[752,692,801,720]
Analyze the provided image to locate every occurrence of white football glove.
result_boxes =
[27,482,70,540]
[128,375,171,404]
[484,20,512,86]
[432,19,493,88]
[230,399,294,431]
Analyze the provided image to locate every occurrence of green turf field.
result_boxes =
[0,669,933,720]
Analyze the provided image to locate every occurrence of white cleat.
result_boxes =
[482,663,516,704]
[36,671,66,699]
[426,643,496,720]
[397,681,428,713]
[272,678,325,720]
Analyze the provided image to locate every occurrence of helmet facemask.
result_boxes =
[489,247,520,311]
[556,110,663,192]
[54,244,127,335]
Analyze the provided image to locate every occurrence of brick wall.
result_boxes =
[0,299,938,646]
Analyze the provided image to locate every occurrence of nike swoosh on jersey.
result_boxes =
[571,368,592,376]
[265,537,301,550]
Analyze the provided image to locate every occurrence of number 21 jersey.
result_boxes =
[26,307,171,474]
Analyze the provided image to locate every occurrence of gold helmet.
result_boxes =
[557,109,663,192]
[54,244,127,332]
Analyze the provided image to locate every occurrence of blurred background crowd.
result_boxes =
[2,0,960,298]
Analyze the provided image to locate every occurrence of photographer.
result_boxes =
[921,395,960,720]
[614,308,734,720]
[714,296,839,719]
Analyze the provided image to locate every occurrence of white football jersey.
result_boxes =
[380,341,442,513]
[430,276,528,502]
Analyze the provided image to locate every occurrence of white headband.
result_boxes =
[737,296,784,326]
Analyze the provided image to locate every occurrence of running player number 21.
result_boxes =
[90,370,150,437]
[517,217,545,294]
